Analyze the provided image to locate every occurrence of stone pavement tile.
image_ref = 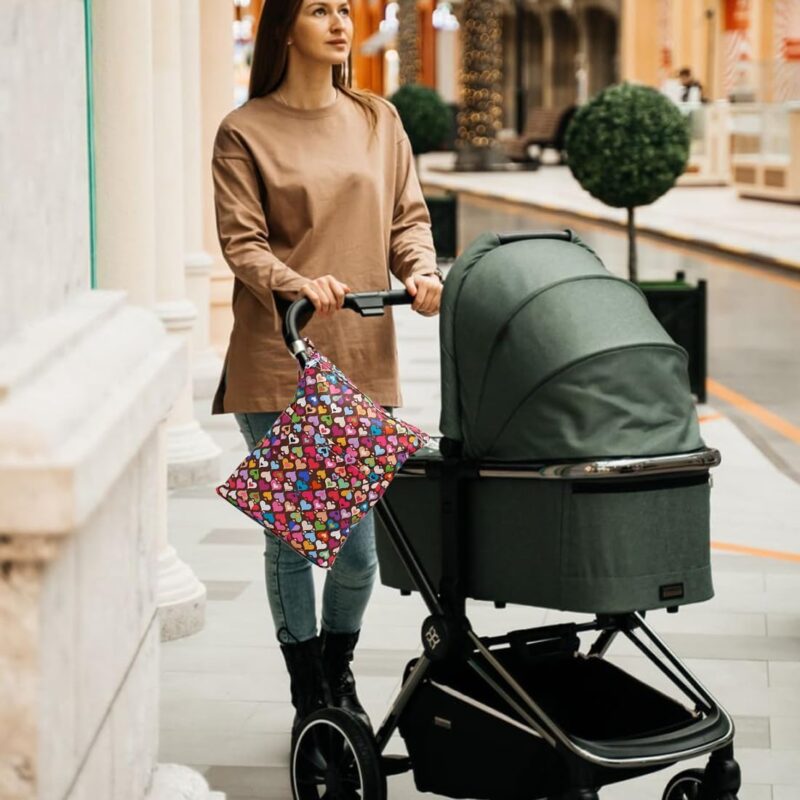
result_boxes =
[735,748,800,786]
[170,614,275,648]
[175,549,264,583]
[640,607,767,637]
[734,716,772,750]
[160,697,261,733]
[604,776,772,800]
[225,796,269,800]
[161,670,290,704]
[203,766,290,799]
[774,786,799,800]
[712,553,800,576]
[200,528,263,546]
[660,633,800,662]
[348,648,419,678]
[161,644,277,675]
[204,580,251,602]
[770,717,800,750]
[172,484,223,500]
[159,728,289,768]
[766,574,800,606]
[388,764,775,800]
[169,496,246,539]
[768,686,800,717]
[769,661,800,687]
[357,624,423,652]
[238,702,295,734]
[767,615,800,638]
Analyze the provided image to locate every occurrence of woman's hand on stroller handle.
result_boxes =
[404,272,443,318]
[283,288,415,363]
[299,275,352,318]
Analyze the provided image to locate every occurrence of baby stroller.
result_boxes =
[282,230,741,800]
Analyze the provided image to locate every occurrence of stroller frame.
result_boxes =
[371,452,739,799]
[284,290,741,800]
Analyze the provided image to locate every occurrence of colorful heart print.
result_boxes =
[217,345,429,568]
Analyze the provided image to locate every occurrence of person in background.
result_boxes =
[678,67,705,103]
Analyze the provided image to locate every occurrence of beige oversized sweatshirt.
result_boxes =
[210,90,438,414]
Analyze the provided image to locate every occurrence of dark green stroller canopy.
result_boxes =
[439,230,703,461]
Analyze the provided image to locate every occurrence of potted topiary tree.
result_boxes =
[564,83,707,401]
[390,84,458,262]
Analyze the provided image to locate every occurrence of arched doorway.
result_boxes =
[525,10,544,110]
[502,5,545,130]
[585,6,618,97]
[551,8,578,107]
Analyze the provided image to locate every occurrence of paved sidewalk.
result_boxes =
[419,153,800,273]
[161,302,800,800]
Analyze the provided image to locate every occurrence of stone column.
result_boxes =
[92,0,157,307]
[152,0,221,493]
[181,0,223,398]
[94,0,210,642]
[200,0,237,357]
[152,0,219,639]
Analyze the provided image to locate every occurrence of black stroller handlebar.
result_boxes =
[283,289,413,364]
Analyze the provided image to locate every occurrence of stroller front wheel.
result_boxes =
[662,768,705,800]
[291,707,386,800]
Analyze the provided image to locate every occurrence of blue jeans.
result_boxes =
[234,411,379,645]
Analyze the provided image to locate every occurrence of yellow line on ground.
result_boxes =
[698,413,724,423]
[711,540,800,563]
[707,378,800,446]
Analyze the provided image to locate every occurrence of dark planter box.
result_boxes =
[425,194,458,262]
[640,274,707,403]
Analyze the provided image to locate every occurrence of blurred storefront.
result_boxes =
[622,0,800,202]
[621,0,800,103]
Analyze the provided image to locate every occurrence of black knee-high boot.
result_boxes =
[320,629,372,731]
[279,635,329,743]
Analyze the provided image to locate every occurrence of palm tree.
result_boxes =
[397,0,420,86]
[455,0,504,170]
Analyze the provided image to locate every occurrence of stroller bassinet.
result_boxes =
[376,229,714,614]
[281,230,740,800]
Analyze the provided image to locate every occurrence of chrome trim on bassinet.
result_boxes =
[399,446,721,480]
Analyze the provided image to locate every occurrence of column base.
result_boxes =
[158,545,206,641]
[146,763,225,799]
[166,420,221,488]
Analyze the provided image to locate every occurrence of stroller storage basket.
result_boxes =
[398,647,698,800]
[376,440,716,613]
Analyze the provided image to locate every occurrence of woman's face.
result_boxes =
[290,0,353,66]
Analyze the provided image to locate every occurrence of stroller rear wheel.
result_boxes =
[662,769,705,800]
[291,708,386,800]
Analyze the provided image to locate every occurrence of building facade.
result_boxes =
[1,1,233,798]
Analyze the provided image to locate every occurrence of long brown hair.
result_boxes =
[248,0,378,130]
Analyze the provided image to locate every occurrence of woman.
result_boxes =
[211,0,442,742]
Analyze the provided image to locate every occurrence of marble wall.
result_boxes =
[0,3,205,798]
[0,1,91,342]
[0,294,187,799]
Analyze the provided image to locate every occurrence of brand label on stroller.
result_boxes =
[659,583,685,601]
